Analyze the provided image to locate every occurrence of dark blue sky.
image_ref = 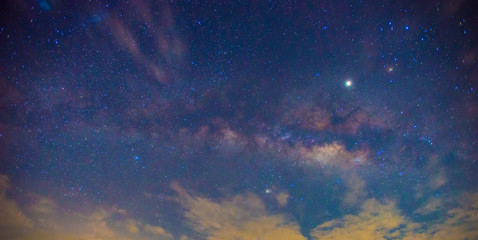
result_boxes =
[0,0,477,239]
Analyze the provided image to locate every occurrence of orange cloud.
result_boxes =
[311,199,427,240]
[312,193,478,240]
[276,192,289,207]
[0,174,174,240]
[3,174,477,240]
[423,192,478,240]
[0,175,34,239]
[171,182,306,240]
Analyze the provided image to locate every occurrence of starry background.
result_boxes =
[0,0,477,239]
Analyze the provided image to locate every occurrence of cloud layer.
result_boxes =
[0,175,174,240]
[172,182,306,240]
[2,174,478,240]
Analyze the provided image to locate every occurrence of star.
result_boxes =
[0,1,476,239]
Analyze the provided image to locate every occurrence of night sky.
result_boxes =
[1,0,478,239]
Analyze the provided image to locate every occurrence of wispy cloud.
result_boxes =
[312,198,425,239]
[0,175,174,240]
[171,181,306,240]
[2,174,478,239]
[313,194,478,240]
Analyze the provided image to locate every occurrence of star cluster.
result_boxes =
[0,0,477,239]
